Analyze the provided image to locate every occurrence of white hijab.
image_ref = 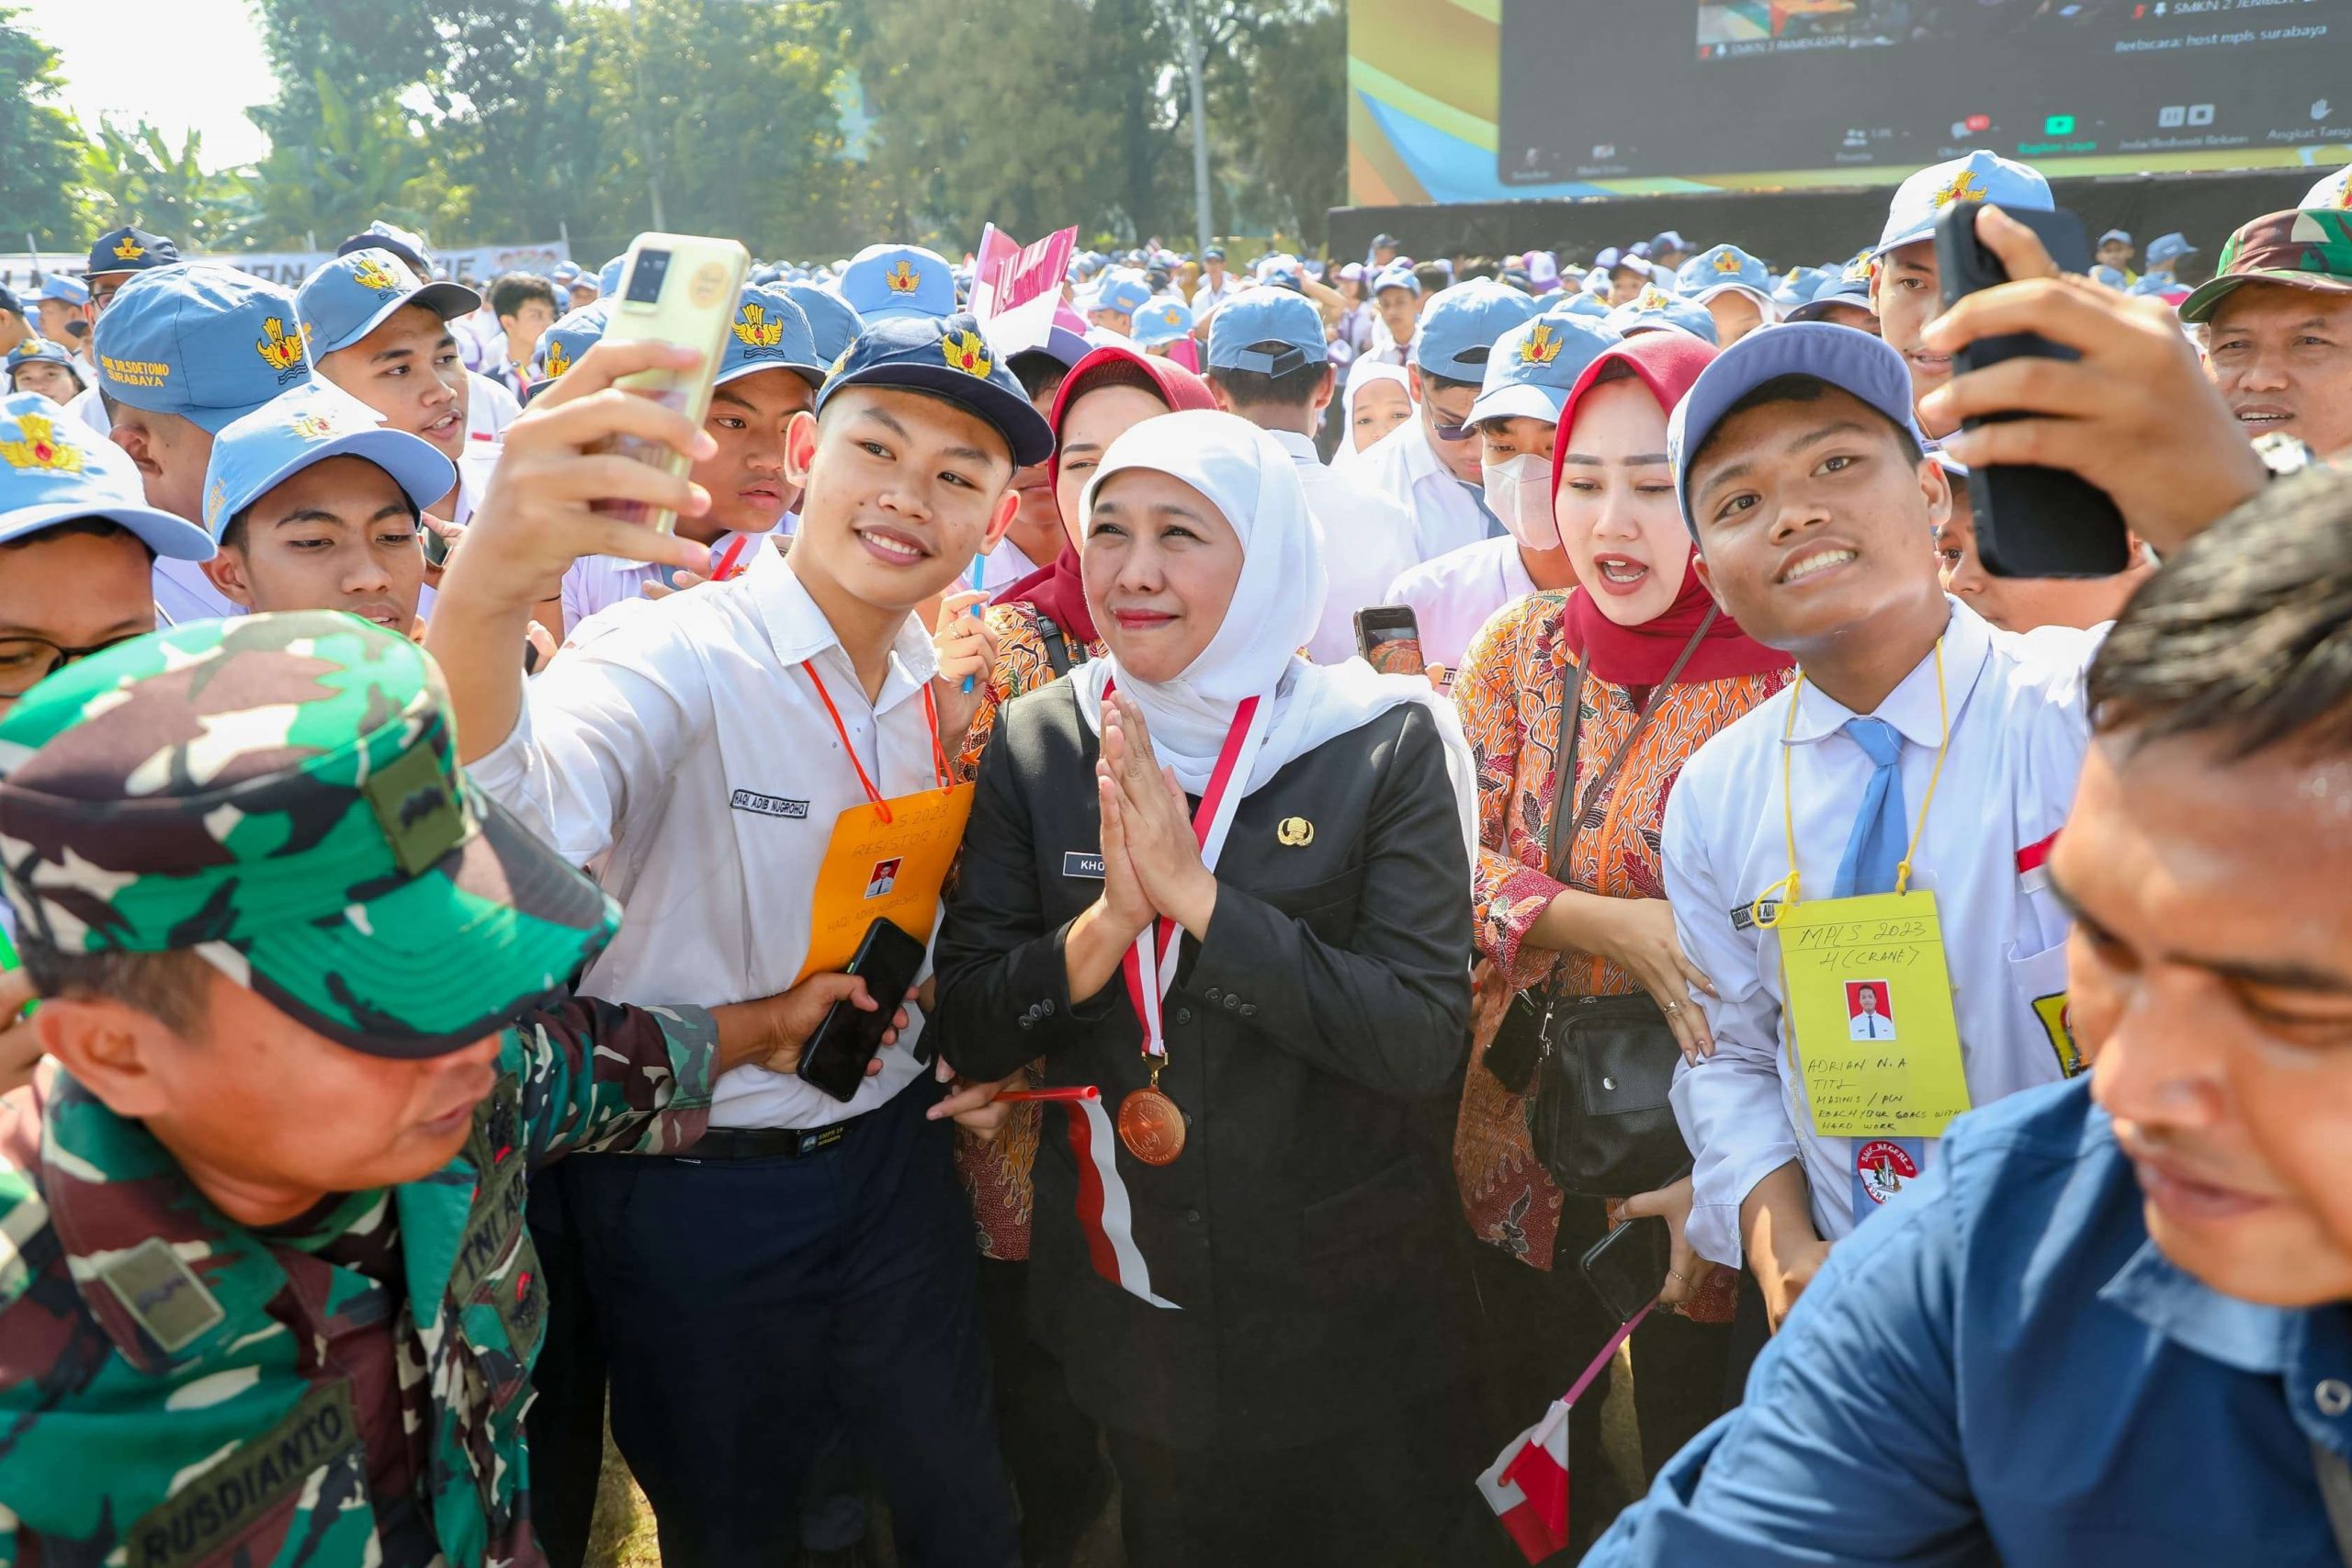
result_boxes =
[1336,356,1412,470]
[1073,409,1476,862]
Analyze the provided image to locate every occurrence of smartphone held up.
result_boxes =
[591,232,750,535]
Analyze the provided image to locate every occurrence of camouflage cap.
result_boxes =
[2178,209,2352,324]
[0,612,618,1057]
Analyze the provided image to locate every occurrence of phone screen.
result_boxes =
[798,919,928,1101]
[1579,1215,1671,1325]
[1355,606,1425,677]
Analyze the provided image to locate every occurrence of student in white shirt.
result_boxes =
[1356,280,1539,564]
[1202,289,1417,663]
[1386,309,1620,671]
[426,312,1048,1566]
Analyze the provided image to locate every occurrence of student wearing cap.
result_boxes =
[425,317,1047,1565]
[784,279,868,367]
[1675,245,1781,348]
[1131,296,1200,364]
[553,284,828,638]
[481,272,560,397]
[1785,261,1880,336]
[1608,285,1721,344]
[1190,245,1242,316]
[1868,150,2054,439]
[21,276,90,367]
[840,243,959,323]
[82,225,181,314]
[1364,262,1422,367]
[0,288,29,363]
[5,338,85,406]
[1358,280,1541,565]
[1083,273,1154,339]
[2137,231,2198,296]
[2180,209,2352,456]
[1204,289,1418,664]
[195,380,454,636]
[1384,310,1619,674]
[1604,251,1655,309]
[1650,231,1691,275]
[2097,227,2138,283]
[92,263,319,626]
[0,604,914,1567]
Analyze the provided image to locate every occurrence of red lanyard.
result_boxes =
[800,660,952,825]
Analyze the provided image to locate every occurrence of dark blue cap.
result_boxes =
[783,282,866,366]
[814,312,1054,468]
[87,227,180,278]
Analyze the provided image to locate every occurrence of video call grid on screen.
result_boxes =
[1498,0,2351,188]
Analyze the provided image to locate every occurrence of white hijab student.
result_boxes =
[1337,355,1414,468]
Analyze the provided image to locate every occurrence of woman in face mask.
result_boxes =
[1448,331,1795,1552]
[932,409,1487,1567]
[1381,310,1619,674]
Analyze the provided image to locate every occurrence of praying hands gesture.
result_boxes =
[1062,693,1218,1005]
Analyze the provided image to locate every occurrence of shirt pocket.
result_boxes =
[1258,864,1368,942]
[2006,938,2085,1078]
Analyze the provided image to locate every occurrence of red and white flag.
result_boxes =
[1478,1400,1570,1562]
[997,1085,1178,1310]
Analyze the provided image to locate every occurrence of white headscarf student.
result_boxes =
[1338,355,1414,465]
[931,407,1487,1568]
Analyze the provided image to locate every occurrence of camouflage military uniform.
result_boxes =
[0,613,724,1565]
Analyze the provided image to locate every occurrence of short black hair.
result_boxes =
[1207,358,1327,411]
[2088,468,2352,761]
[17,939,215,1039]
[1690,373,1924,484]
[1413,263,1450,296]
[490,272,558,321]
[0,513,152,562]
[1006,350,1068,404]
[219,506,252,554]
[1418,370,1481,398]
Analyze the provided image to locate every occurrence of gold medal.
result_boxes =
[1116,1079,1187,1166]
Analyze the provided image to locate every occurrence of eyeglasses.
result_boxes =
[1423,400,1475,444]
[0,631,147,698]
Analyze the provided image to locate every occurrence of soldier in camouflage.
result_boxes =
[0,610,907,1565]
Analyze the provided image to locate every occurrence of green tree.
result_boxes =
[80,119,260,251]
[234,73,464,249]
[0,7,95,250]
[1203,0,1346,246]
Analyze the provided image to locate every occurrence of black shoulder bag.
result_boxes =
[1485,610,1717,1198]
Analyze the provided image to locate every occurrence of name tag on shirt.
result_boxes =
[730,789,809,819]
[1776,890,1973,1139]
[1062,852,1105,880]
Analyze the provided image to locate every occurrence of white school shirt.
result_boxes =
[976,536,1043,596]
[469,544,941,1130]
[1265,429,1419,664]
[1354,415,1498,563]
[466,372,520,443]
[557,530,771,637]
[1383,536,1536,671]
[151,556,243,626]
[64,384,108,436]
[1663,599,2097,1268]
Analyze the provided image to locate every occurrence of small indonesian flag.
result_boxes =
[1478,1400,1570,1562]
[997,1086,1178,1310]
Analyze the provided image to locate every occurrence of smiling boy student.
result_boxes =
[425,314,1050,1566]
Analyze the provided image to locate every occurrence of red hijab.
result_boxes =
[991,345,1217,643]
[1549,333,1793,687]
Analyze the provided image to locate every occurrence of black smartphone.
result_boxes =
[1580,1215,1670,1325]
[797,917,928,1101]
[1933,198,2131,580]
[423,521,454,569]
[1353,604,1425,677]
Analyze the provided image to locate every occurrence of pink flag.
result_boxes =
[1478,1401,1570,1562]
[967,223,1023,318]
[997,1085,1179,1309]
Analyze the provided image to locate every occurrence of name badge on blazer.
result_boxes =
[1063,852,1106,880]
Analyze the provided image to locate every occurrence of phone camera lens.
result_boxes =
[625,250,672,304]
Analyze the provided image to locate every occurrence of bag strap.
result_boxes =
[1037,613,1083,678]
[1543,605,1721,875]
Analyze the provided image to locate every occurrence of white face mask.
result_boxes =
[1482,454,1561,550]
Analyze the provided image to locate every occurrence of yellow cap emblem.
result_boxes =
[1932,171,1987,209]
[1518,322,1563,367]
[1713,250,1744,274]
[543,339,572,378]
[348,255,401,293]
[290,412,340,440]
[885,261,922,295]
[942,329,991,378]
[732,302,785,348]
[111,236,146,262]
[255,317,308,374]
[0,414,83,474]
[1639,285,1675,312]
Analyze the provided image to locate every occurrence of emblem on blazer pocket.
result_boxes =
[1276,817,1315,847]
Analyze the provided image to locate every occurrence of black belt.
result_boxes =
[687,1111,872,1161]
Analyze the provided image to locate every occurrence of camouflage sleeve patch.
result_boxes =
[508,999,717,1168]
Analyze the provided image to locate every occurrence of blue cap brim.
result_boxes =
[0,499,216,560]
[821,364,1055,468]
[1687,282,1779,313]
[317,281,481,357]
[855,302,946,323]
[1467,382,1569,428]
[716,357,829,389]
[218,429,457,539]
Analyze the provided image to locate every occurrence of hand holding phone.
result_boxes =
[1580,1215,1671,1325]
[593,233,750,536]
[798,918,930,1101]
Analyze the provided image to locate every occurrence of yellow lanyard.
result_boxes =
[1755,638,1951,930]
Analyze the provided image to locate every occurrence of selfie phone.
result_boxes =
[1933,199,2131,579]
[1354,604,1425,677]
[1580,1215,1671,1325]
[593,232,750,536]
[797,917,928,1102]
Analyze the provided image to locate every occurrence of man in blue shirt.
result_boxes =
[1589,243,2351,1566]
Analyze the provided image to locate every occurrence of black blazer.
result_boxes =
[932,681,1477,1452]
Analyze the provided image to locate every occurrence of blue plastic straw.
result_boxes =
[960,554,986,694]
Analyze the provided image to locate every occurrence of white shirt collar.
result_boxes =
[1785,596,1994,750]
[1268,428,1322,465]
[747,540,942,695]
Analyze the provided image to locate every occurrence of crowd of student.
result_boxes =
[2,137,2352,1568]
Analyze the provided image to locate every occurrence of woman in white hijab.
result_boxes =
[933,410,1485,1568]
[1339,355,1414,463]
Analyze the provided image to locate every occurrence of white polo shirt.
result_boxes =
[1354,414,1498,563]
[1383,536,1536,672]
[1663,599,2098,1267]
[1264,428,1419,664]
[469,543,941,1129]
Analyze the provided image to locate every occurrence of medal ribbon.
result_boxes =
[1104,681,1270,1066]
[801,660,953,826]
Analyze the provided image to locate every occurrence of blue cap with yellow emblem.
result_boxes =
[1083,273,1155,320]
[94,265,316,434]
[1466,310,1623,428]
[200,380,455,542]
[783,283,866,367]
[526,301,611,393]
[814,312,1055,468]
[839,244,957,323]
[5,337,86,389]
[0,390,212,558]
[1130,296,1198,351]
[297,247,481,358]
[1676,245,1777,311]
[1874,151,2052,258]
[597,254,629,296]
[86,227,180,281]
[23,275,88,309]
[1606,287,1720,345]
[718,283,827,388]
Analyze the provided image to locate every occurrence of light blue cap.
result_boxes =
[1085,273,1154,318]
[2090,265,2130,290]
[297,248,479,358]
[1874,151,2052,257]
[2302,164,2352,210]
[552,262,586,287]
[23,276,87,308]
[2145,232,2197,267]
[5,338,83,380]
[529,301,610,384]
[93,265,316,434]
[1558,291,1611,321]
[1413,280,1541,381]
[1467,310,1623,426]
[1371,261,1420,297]
[1677,245,1775,307]
[597,254,628,295]
[0,391,212,558]
[1130,297,1197,350]
[1205,290,1326,373]
[839,243,956,322]
[718,283,825,386]
[1606,287,1720,345]
[1669,322,1924,537]
[783,283,865,366]
[2098,229,2132,248]
[1784,270,1877,323]
[200,380,454,541]
[2129,273,2183,298]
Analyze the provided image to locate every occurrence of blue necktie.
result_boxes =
[1834,717,1906,897]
